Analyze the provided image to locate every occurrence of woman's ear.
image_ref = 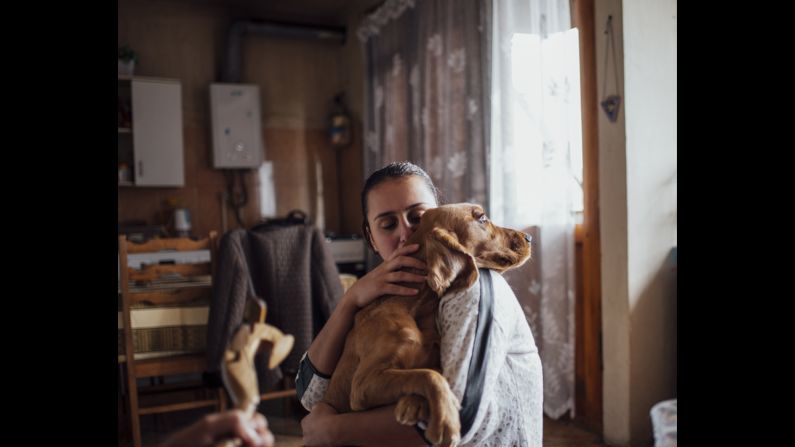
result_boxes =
[425,228,478,296]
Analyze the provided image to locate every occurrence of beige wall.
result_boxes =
[336,1,373,236]
[596,0,677,445]
[624,0,677,443]
[118,0,367,237]
[595,0,631,443]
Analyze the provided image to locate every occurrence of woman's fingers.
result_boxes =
[390,243,421,259]
[386,244,423,264]
[346,242,429,308]
[227,413,264,446]
[386,271,426,283]
[382,253,427,273]
[159,410,274,447]
[188,411,257,446]
[391,256,427,272]
[384,284,421,296]
[251,413,268,430]
[250,414,274,447]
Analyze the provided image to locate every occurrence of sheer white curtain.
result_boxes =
[489,0,582,419]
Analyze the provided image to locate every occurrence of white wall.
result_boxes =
[597,0,677,444]
[595,0,631,443]
[624,0,677,443]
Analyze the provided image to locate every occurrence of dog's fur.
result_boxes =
[321,203,532,447]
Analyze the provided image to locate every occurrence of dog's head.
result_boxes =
[407,203,532,297]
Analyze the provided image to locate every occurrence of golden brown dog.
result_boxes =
[322,203,532,447]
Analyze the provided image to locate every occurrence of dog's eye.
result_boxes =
[477,214,488,224]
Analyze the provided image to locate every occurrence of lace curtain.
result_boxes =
[359,0,581,420]
[490,0,581,419]
[358,0,490,211]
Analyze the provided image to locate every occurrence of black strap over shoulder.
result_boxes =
[414,269,495,444]
[459,268,494,437]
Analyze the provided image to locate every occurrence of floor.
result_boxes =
[262,415,608,447]
[542,417,608,447]
[124,402,607,447]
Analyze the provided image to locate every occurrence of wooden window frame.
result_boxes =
[572,0,603,435]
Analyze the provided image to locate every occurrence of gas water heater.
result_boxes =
[209,83,264,169]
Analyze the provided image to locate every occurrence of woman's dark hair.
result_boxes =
[361,161,441,251]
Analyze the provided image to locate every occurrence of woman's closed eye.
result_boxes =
[378,218,397,230]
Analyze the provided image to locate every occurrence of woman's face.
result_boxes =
[365,176,438,260]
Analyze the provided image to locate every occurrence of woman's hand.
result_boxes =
[159,410,274,447]
[345,243,427,309]
[306,245,426,375]
[301,402,340,447]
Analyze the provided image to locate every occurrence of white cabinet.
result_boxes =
[118,76,185,187]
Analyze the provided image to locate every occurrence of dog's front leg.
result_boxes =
[350,367,461,447]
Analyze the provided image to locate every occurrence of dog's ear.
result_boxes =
[425,227,478,296]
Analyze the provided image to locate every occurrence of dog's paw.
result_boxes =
[426,416,461,447]
[425,389,461,447]
[395,394,429,425]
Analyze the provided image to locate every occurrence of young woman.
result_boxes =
[297,162,542,446]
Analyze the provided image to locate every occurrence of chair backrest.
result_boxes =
[118,232,217,368]
[118,232,225,447]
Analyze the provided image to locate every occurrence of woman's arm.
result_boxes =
[301,402,427,447]
[306,243,428,375]
[305,293,359,375]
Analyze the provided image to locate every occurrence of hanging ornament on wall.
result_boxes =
[328,93,353,149]
[327,92,353,235]
[601,15,622,123]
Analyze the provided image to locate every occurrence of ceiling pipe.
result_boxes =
[222,19,346,83]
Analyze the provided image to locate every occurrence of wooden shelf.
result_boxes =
[138,399,219,415]
[134,353,207,378]
[128,279,212,293]
[126,236,213,253]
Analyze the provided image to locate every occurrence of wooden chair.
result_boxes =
[118,232,226,447]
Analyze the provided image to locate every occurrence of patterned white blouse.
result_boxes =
[296,270,543,447]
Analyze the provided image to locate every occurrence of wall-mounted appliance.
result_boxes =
[209,83,264,169]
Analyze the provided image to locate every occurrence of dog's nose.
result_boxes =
[523,233,532,243]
